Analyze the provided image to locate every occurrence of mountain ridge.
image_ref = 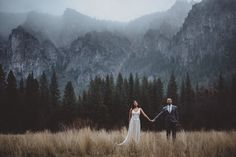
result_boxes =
[1,0,235,94]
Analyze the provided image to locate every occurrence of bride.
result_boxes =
[118,100,153,145]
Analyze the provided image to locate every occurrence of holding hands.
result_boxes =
[138,106,155,123]
[147,118,155,123]
[146,116,155,123]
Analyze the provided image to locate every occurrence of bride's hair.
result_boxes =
[131,100,140,109]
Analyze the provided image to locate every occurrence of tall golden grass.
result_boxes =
[0,128,236,157]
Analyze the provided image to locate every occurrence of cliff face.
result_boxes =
[67,31,132,93]
[2,26,61,79]
[170,0,236,80]
[122,0,236,84]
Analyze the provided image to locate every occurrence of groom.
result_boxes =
[152,98,179,140]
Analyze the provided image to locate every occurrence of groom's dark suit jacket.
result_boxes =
[154,104,179,128]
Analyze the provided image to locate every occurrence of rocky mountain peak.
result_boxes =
[64,8,85,17]
[63,8,92,22]
[9,26,39,54]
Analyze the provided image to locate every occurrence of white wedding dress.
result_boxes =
[118,108,141,145]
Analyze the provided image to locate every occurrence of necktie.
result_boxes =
[168,105,171,113]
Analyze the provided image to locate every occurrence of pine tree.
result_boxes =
[134,73,140,101]
[156,78,164,109]
[116,73,124,94]
[19,78,24,92]
[6,70,18,132]
[155,78,164,130]
[216,74,225,102]
[77,95,82,118]
[183,72,195,128]
[149,78,158,116]
[0,65,6,132]
[104,75,114,127]
[215,73,227,129]
[140,76,150,130]
[79,91,88,119]
[128,73,134,104]
[179,79,186,126]
[87,76,106,128]
[167,72,178,104]
[195,83,200,99]
[123,78,129,105]
[49,69,61,129]
[140,76,149,110]
[23,73,34,130]
[40,72,49,104]
[180,80,185,104]
[123,78,130,123]
[25,72,40,130]
[185,72,195,104]
[39,72,50,129]
[104,75,114,106]
[50,70,60,107]
[231,74,236,126]
[114,73,125,126]
[18,78,25,132]
[32,78,40,130]
[232,75,236,98]
[6,71,17,95]
[62,81,77,124]
[0,64,6,97]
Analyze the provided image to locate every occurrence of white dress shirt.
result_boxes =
[167,104,172,113]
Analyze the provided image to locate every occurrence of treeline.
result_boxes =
[0,64,236,133]
[79,72,236,130]
[0,65,78,133]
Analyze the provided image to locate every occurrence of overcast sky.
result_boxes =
[0,0,201,22]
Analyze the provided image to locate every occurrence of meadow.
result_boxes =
[0,128,236,157]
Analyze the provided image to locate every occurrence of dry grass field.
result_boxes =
[0,128,236,157]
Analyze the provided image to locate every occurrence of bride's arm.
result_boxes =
[129,108,132,123]
[140,108,152,122]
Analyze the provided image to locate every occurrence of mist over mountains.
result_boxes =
[0,0,235,94]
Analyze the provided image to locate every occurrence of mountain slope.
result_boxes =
[0,1,194,47]
[1,0,235,94]
[126,0,194,38]
[169,0,236,84]
[1,26,62,79]
[66,31,132,93]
